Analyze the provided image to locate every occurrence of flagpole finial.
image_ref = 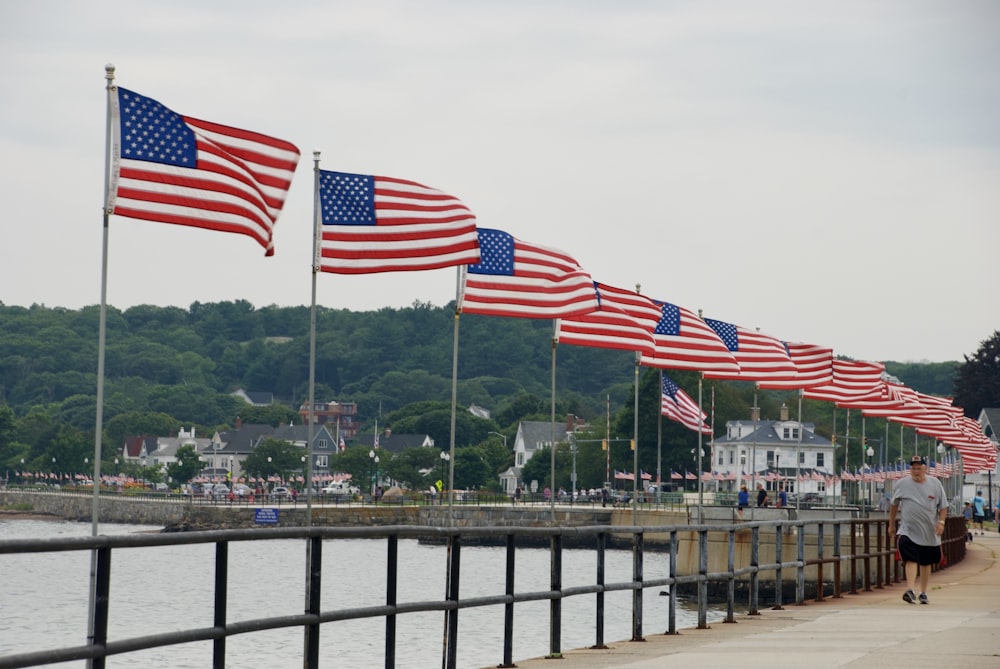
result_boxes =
[105,63,115,80]
[635,283,641,294]
[313,149,321,162]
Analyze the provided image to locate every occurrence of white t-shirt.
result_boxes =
[891,475,947,546]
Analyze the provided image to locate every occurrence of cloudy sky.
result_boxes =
[2,1,998,364]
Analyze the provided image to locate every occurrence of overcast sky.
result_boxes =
[2,1,997,364]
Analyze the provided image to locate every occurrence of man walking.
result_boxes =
[971,490,986,535]
[888,455,948,605]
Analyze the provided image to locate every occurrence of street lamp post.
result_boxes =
[438,451,450,503]
[865,445,875,510]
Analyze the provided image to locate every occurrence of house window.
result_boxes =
[816,453,825,467]
[799,452,806,464]
[766,451,774,466]
[791,428,799,439]
[728,450,734,465]
[318,439,327,449]
[782,427,790,439]
[516,452,524,466]
[316,455,328,468]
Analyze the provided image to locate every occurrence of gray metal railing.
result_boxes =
[0,518,965,669]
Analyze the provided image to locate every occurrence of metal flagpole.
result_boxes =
[656,370,662,506]
[302,151,321,668]
[632,351,640,525]
[796,390,803,511]
[86,64,116,663]
[550,321,558,520]
[448,268,462,522]
[306,151,320,528]
[697,375,704,517]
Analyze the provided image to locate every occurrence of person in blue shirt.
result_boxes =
[972,491,986,535]
[737,485,749,518]
[776,484,788,508]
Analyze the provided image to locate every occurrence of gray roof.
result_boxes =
[355,433,432,453]
[519,421,568,452]
[214,423,276,454]
[713,420,833,448]
[980,408,1000,441]
[272,424,337,451]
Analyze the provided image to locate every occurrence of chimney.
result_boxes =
[385,428,392,437]
[750,406,760,422]
[235,416,242,430]
[780,403,788,421]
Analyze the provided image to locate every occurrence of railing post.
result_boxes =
[833,522,843,598]
[748,526,760,616]
[214,541,229,669]
[443,535,461,669]
[667,530,678,635]
[874,520,884,589]
[796,521,805,604]
[91,545,112,669]
[697,529,708,629]
[849,520,859,595]
[772,523,784,610]
[725,528,736,623]
[593,532,607,648]
[632,531,644,641]
[385,535,397,668]
[500,534,516,667]
[862,521,872,591]
[815,523,825,602]
[304,536,322,669]
[547,534,562,658]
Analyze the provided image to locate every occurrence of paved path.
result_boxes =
[506,532,1000,669]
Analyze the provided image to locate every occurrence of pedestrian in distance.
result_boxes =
[776,484,787,508]
[888,455,948,605]
[756,483,770,508]
[963,502,974,543]
[737,485,749,519]
[971,490,986,535]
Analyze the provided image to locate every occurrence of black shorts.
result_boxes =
[972,513,985,523]
[897,534,941,566]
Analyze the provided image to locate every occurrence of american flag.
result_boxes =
[317,170,479,273]
[460,228,599,318]
[757,342,834,390]
[702,319,796,381]
[639,301,740,373]
[802,360,885,404]
[684,470,697,480]
[556,283,659,356]
[109,87,300,256]
[670,470,683,480]
[660,374,712,434]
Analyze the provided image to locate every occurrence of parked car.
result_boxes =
[321,481,359,497]
[271,486,291,498]
[232,483,253,497]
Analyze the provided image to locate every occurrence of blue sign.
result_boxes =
[255,508,279,525]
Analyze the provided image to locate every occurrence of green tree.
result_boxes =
[244,438,305,483]
[953,330,1000,418]
[167,444,202,484]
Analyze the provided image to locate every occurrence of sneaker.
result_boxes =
[902,589,916,604]
[918,592,929,605]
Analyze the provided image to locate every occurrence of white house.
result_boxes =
[711,405,838,498]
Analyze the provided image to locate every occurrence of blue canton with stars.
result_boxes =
[655,302,681,336]
[118,88,197,167]
[467,229,514,275]
[661,375,681,401]
[319,171,377,226]
[704,318,739,351]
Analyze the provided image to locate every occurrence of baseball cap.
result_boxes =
[909,455,926,466]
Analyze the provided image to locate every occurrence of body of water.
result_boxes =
[1,518,724,668]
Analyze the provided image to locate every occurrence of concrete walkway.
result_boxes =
[506,532,1000,669]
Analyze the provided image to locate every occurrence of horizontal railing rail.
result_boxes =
[0,517,965,669]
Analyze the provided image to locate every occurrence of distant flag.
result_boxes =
[317,170,479,273]
[109,87,300,255]
[339,437,346,452]
[460,228,600,318]
[640,301,740,373]
[556,283,659,356]
[702,319,796,381]
[660,374,712,434]
[757,342,834,390]
[802,360,885,404]
[670,470,683,480]
[684,470,697,480]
